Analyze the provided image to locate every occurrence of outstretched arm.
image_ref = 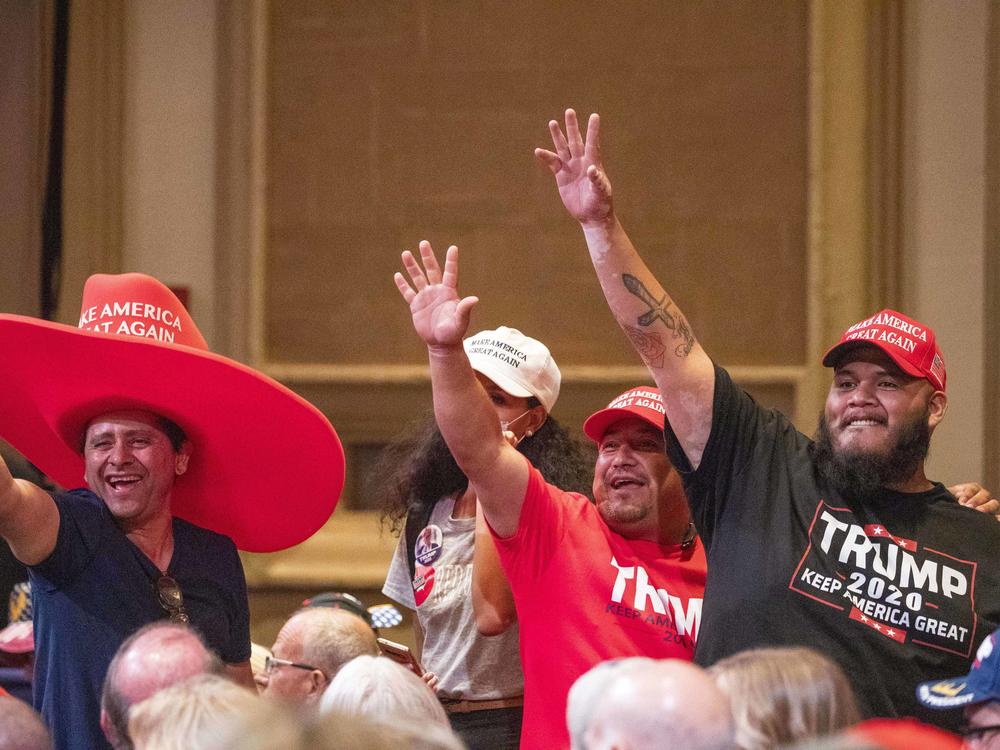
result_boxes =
[0,455,59,564]
[536,109,716,468]
[394,242,529,538]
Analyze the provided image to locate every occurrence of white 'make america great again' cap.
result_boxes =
[463,326,561,413]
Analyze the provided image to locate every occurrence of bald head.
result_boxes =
[297,608,379,675]
[259,608,378,705]
[0,698,51,750]
[568,658,654,749]
[101,622,221,749]
[582,659,734,750]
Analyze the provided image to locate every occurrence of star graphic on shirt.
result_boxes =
[872,526,885,535]
[886,629,896,638]
[897,539,908,547]
[861,615,869,623]
[874,623,883,632]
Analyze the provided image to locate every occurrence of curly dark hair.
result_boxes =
[376,406,595,535]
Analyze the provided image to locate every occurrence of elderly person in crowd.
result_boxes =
[127,674,260,750]
[257,607,379,707]
[709,646,860,749]
[320,655,453,730]
[574,658,734,750]
[0,696,52,750]
[100,622,222,750]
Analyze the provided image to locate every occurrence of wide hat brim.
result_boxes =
[0,314,345,552]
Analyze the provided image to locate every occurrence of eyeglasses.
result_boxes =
[264,655,320,675]
[958,723,1000,738]
[156,574,190,624]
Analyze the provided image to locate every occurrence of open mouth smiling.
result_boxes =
[609,476,644,490]
[106,475,142,490]
[842,415,887,429]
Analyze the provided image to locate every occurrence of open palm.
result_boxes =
[535,109,613,225]
[395,241,478,348]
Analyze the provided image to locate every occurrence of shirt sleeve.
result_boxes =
[383,531,417,610]
[29,490,108,591]
[490,465,581,587]
[663,364,777,543]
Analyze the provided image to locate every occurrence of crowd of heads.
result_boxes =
[8,623,996,750]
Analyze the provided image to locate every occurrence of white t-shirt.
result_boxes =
[383,495,524,700]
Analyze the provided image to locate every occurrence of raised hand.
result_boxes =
[534,108,614,226]
[394,241,478,348]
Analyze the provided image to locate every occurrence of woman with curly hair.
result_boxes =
[379,326,592,750]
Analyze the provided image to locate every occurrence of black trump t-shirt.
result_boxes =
[664,365,1000,730]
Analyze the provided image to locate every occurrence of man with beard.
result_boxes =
[536,108,1000,730]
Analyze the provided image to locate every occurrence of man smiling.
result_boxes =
[537,108,1000,730]
[394,243,705,750]
[0,273,344,750]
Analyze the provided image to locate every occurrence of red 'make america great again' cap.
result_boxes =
[822,309,946,392]
[582,386,665,443]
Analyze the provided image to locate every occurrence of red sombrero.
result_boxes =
[0,273,345,552]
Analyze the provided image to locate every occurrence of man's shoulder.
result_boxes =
[47,487,113,531]
[52,487,103,507]
[533,472,594,517]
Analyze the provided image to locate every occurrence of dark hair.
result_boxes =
[376,408,595,534]
[78,414,188,454]
[155,417,188,452]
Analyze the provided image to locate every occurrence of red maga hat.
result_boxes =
[0,273,345,552]
[822,309,946,391]
[848,718,961,750]
[0,583,33,655]
[583,386,665,443]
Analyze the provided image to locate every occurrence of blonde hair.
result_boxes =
[204,705,464,750]
[709,646,861,749]
[319,655,449,727]
[128,674,260,750]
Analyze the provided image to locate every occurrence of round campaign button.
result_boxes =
[415,524,443,566]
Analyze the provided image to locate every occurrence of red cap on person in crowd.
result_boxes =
[822,309,946,392]
[847,718,962,749]
[582,386,665,443]
[0,583,33,655]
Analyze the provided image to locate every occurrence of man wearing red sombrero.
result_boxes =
[0,273,345,750]
[537,109,1000,732]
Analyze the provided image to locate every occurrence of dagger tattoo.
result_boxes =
[622,273,695,358]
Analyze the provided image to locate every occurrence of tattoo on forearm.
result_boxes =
[624,325,665,368]
[674,317,695,357]
[622,274,695,358]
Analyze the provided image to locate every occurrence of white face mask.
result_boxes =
[500,409,535,447]
[499,409,532,434]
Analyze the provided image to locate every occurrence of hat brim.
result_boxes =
[0,622,33,654]
[583,407,663,443]
[0,315,345,552]
[467,359,539,402]
[915,676,985,709]
[822,340,926,380]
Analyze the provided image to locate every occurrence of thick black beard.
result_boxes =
[811,408,931,503]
